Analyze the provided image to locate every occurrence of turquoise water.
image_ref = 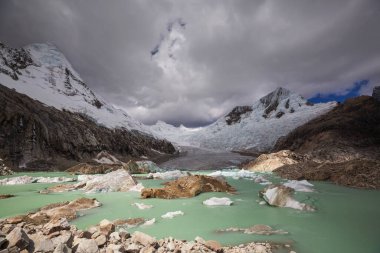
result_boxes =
[1,172,380,253]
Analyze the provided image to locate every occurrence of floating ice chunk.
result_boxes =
[203,197,233,206]
[283,180,314,192]
[0,176,75,185]
[260,184,314,211]
[77,175,97,181]
[129,183,145,192]
[35,177,75,183]
[133,202,153,210]
[142,218,155,226]
[149,170,189,180]
[161,211,184,219]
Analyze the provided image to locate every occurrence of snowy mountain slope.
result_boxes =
[0,42,149,132]
[149,121,202,146]
[150,87,336,151]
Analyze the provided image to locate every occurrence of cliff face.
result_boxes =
[274,95,380,162]
[0,84,176,171]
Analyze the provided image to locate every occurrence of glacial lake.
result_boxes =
[1,171,380,253]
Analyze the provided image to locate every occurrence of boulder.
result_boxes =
[98,220,115,236]
[34,238,55,252]
[131,231,156,247]
[94,235,107,247]
[6,228,30,250]
[259,185,314,211]
[141,175,235,199]
[76,239,99,253]
[53,243,72,253]
[242,150,306,172]
[205,240,222,252]
[43,218,70,235]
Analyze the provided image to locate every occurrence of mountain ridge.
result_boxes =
[150,87,336,151]
[0,42,149,132]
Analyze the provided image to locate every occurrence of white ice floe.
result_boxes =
[283,180,314,192]
[128,183,145,192]
[35,177,75,183]
[0,175,75,185]
[149,170,189,180]
[161,211,184,219]
[142,218,156,226]
[261,185,314,211]
[133,203,153,210]
[208,169,271,184]
[203,197,233,206]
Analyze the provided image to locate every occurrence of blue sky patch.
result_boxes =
[308,80,369,103]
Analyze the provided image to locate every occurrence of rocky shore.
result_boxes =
[0,197,276,253]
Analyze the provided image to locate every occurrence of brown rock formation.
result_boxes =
[7,198,101,225]
[242,150,307,172]
[141,175,236,199]
[275,159,380,189]
[274,96,380,162]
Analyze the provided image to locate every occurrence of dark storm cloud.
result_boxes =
[0,0,379,127]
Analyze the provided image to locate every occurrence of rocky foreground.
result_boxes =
[0,197,277,253]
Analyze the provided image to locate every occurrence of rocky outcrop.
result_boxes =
[259,184,314,211]
[269,96,380,189]
[7,198,100,226]
[274,96,380,162]
[275,159,380,189]
[0,84,176,171]
[141,175,236,199]
[373,86,380,101]
[225,106,253,125]
[242,150,307,172]
[66,163,121,175]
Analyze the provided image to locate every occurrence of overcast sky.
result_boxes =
[1,0,379,126]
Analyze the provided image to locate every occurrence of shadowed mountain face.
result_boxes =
[274,95,380,162]
[0,85,176,171]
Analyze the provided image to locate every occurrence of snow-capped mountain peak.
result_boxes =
[150,87,336,151]
[0,42,148,132]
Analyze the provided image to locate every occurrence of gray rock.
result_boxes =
[131,232,156,247]
[76,239,99,253]
[0,238,8,250]
[53,243,72,253]
[95,235,107,247]
[34,238,55,252]
[6,228,30,250]
[43,218,70,235]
